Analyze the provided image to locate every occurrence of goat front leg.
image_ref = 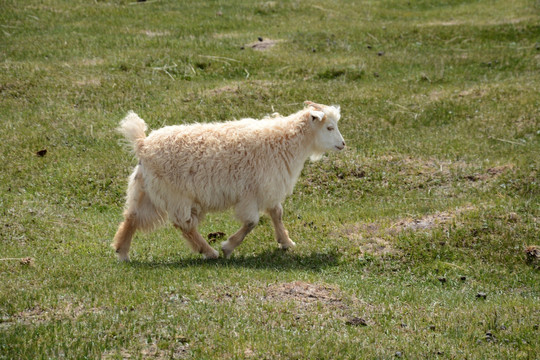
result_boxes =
[221,221,258,258]
[221,201,259,258]
[267,204,296,250]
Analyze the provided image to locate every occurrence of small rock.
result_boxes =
[175,335,189,344]
[500,325,507,330]
[216,11,223,16]
[485,331,496,342]
[19,257,33,266]
[395,351,402,358]
[507,212,519,222]
[346,317,368,326]
[476,292,487,299]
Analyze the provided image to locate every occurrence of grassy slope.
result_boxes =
[1,0,539,359]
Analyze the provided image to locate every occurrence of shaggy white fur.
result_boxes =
[112,101,345,261]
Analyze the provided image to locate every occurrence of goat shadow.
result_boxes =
[128,248,341,272]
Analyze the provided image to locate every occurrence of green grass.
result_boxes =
[1,0,539,358]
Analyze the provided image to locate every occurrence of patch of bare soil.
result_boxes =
[141,30,171,37]
[212,32,243,39]
[245,39,282,51]
[421,17,534,27]
[458,88,488,98]
[336,205,477,254]
[103,336,189,360]
[203,80,276,98]
[389,207,472,233]
[1,303,107,329]
[265,281,345,307]
[205,85,239,96]
[337,222,398,257]
[465,164,514,182]
[80,58,105,66]
[74,78,101,87]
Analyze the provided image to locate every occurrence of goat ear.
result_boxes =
[332,105,341,113]
[304,100,323,111]
[309,110,325,122]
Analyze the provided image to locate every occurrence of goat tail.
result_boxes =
[118,111,147,154]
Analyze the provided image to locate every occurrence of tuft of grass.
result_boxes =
[1,0,539,359]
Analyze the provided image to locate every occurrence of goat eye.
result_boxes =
[327,126,334,131]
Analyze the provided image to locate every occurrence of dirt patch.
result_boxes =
[203,80,276,98]
[458,88,488,98]
[336,205,477,251]
[103,335,189,360]
[74,78,101,87]
[421,17,534,27]
[424,87,488,102]
[359,237,396,256]
[0,257,34,266]
[141,30,171,37]
[80,58,105,67]
[245,39,282,51]
[205,85,240,96]
[337,222,398,257]
[428,90,447,101]
[9,306,49,325]
[1,303,107,328]
[265,281,345,307]
[465,164,514,182]
[212,32,243,39]
[389,205,476,234]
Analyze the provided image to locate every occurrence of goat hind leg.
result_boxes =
[112,165,164,261]
[178,227,219,259]
[173,209,218,259]
[112,216,137,261]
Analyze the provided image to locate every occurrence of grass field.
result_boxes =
[1,0,539,358]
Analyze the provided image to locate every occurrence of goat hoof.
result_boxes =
[221,241,234,259]
[279,240,296,250]
[203,248,219,260]
[117,253,130,262]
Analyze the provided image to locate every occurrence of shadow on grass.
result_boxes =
[128,248,341,272]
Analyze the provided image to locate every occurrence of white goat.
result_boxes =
[112,101,345,261]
